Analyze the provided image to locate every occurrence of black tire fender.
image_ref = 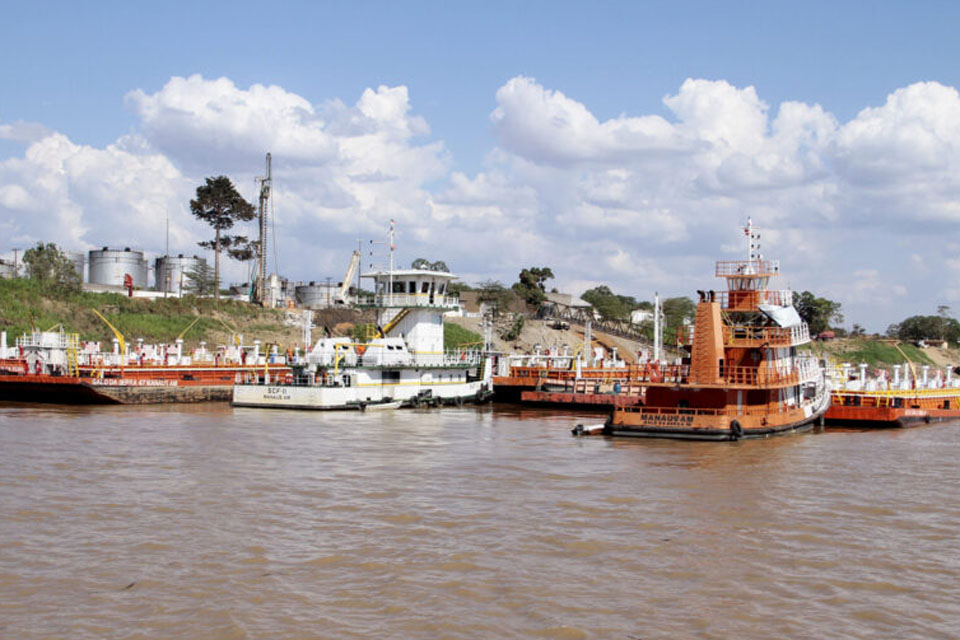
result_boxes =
[730,419,743,441]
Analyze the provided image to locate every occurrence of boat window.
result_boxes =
[392,281,405,293]
[421,282,430,293]
[408,281,416,293]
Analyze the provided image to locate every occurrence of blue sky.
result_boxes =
[4,1,960,331]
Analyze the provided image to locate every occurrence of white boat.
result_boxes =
[362,400,403,412]
[232,256,493,411]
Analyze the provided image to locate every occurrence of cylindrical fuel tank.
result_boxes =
[88,247,148,288]
[63,251,86,282]
[155,254,207,294]
[295,282,338,309]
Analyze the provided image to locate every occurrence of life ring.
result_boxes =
[356,345,367,356]
[648,364,662,383]
[730,419,743,441]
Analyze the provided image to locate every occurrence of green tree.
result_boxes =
[662,296,696,338]
[22,242,81,293]
[795,291,844,335]
[190,176,256,301]
[512,267,554,308]
[476,279,514,316]
[183,260,217,297]
[411,258,450,272]
[891,315,960,343]
[448,281,473,296]
[581,285,640,321]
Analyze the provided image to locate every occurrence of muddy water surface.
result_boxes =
[1,402,959,639]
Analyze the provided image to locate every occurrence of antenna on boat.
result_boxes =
[389,219,395,307]
[367,221,397,305]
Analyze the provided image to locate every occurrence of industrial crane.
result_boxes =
[255,153,271,306]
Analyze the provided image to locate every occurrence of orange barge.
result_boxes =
[826,363,960,428]
[0,329,289,405]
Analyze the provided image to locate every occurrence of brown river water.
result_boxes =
[2,402,959,639]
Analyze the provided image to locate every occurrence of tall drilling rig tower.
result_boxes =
[255,152,272,305]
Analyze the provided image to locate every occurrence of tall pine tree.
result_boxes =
[190,176,255,301]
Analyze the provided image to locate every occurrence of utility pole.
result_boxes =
[356,237,363,303]
[255,152,272,305]
[654,292,662,362]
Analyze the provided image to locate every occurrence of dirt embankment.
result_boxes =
[447,315,650,362]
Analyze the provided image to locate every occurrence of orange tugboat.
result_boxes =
[826,361,960,428]
[591,220,829,441]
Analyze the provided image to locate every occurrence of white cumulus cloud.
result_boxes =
[6,74,960,331]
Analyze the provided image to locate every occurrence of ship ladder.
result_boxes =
[66,333,80,377]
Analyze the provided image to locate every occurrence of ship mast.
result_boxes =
[746,216,761,261]
[653,292,662,362]
[388,219,395,306]
[255,152,272,305]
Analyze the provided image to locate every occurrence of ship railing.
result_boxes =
[441,348,484,367]
[508,360,814,389]
[714,289,793,309]
[506,353,577,368]
[507,363,686,384]
[16,330,76,350]
[715,259,780,277]
[357,294,461,308]
[616,402,800,418]
[721,359,822,387]
[722,364,801,386]
[722,324,809,347]
[794,357,821,384]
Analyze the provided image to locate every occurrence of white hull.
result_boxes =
[232,365,491,410]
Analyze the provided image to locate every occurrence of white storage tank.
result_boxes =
[63,251,86,282]
[295,281,338,309]
[155,254,207,294]
[88,247,148,288]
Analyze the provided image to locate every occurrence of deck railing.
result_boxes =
[508,359,817,389]
[357,294,460,308]
[722,323,809,347]
[714,289,793,310]
[715,259,780,277]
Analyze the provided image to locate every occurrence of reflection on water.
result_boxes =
[2,401,959,639]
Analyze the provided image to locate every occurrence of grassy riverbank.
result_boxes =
[0,278,299,348]
[806,336,952,369]
[0,278,483,351]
